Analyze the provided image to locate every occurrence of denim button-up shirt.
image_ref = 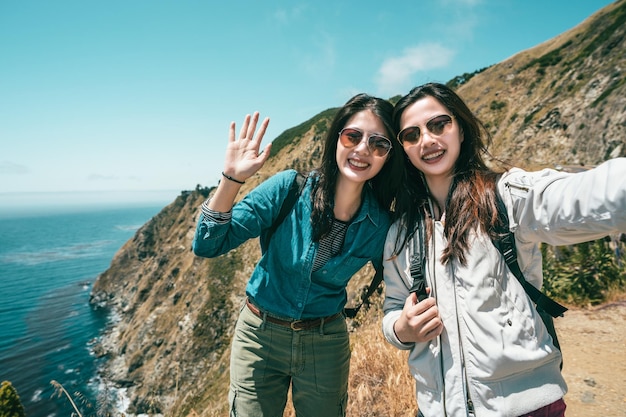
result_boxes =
[192,169,391,319]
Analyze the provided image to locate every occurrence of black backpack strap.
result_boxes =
[495,232,568,318]
[493,195,565,368]
[260,172,307,250]
[492,196,568,318]
[344,267,384,319]
[347,212,430,319]
[409,213,428,302]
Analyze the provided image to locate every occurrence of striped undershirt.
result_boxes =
[312,218,349,272]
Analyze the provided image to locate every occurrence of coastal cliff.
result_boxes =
[90,1,626,415]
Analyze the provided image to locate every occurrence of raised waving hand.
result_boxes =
[208,112,273,212]
[222,112,273,183]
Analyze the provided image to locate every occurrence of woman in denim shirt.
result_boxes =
[192,94,404,417]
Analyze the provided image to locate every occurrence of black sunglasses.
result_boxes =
[338,128,392,157]
[397,114,455,145]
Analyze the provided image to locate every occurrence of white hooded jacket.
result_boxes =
[382,158,626,417]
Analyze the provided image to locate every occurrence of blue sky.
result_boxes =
[0,0,615,206]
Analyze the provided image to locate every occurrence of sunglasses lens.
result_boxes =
[399,127,421,144]
[426,115,453,135]
[399,115,454,144]
[368,135,392,156]
[339,128,391,156]
[339,128,363,147]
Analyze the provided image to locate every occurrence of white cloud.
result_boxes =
[87,174,120,181]
[272,4,307,24]
[0,161,29,175]
[439,0,483,6]
[273,9,289,24]
[375,43,455,96]
[87,173,141,183]
[299,32,336,78]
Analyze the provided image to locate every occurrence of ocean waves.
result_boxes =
[0,239,115,266]
[0,204,165,416]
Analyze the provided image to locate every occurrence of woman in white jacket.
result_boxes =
[382,82,626,417]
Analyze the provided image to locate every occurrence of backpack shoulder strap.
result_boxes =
[345,212,429,319]
[261,172,307,250]
[492,195,568,318]
[344,267,383,319]
[409,213,428,301]
[493,194,565,367]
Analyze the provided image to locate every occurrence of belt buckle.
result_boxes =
[290,320,305,331]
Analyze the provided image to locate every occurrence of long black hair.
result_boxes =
[311,93,404,241]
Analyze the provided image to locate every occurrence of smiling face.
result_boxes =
[335,109,390,185]
[399,95,463,189]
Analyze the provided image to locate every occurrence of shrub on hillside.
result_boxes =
[0,381,25,417]
[542,235,626,305]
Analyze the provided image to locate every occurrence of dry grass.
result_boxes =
[345,311,417,417]
[50,380,85,417]
[180,289,418,417]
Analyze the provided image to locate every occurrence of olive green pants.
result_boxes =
[228,302,350,417]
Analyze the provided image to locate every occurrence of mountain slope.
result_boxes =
[456,1,625,169]
[89,1,626,415]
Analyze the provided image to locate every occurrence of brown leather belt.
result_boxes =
[245,297,342,331]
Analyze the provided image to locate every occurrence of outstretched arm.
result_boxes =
[501,158,626,245]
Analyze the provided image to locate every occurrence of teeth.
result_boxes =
[350,159,368,168]
[423,150,444,161]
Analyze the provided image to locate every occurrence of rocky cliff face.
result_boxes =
[89,115,339,415]
[90,1,626,415]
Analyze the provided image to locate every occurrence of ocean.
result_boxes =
[0,197,173,416]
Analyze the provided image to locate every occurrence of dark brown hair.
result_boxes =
[311,93,404,241]
[392,83,507,265]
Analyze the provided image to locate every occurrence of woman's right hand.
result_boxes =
[222,112,273,183]
[393,291,443,343]
[207,112,274,213]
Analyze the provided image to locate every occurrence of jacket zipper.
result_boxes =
[440,217,476,417]
[505,182,530,192]
[429,200,475,416]
[452,260,476,417]
[427,213,449,416]
[467,398,476,416]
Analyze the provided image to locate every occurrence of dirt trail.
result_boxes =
[558,299,626,417]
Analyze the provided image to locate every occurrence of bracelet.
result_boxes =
[222,172,245,185]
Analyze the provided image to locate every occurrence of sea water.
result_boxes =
[0,194,175,416]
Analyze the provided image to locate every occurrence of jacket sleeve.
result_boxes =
[192,170,298,258]
[498,158,626,246]
[381,221,416,350]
